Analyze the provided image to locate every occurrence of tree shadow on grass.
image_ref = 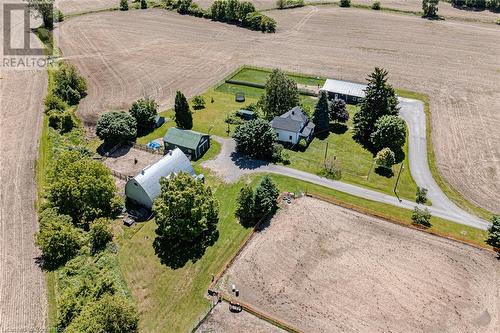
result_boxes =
[375,166,394,178]
[330,123,348,134]
[153,230,219,269]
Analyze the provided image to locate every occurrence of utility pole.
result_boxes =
[393,163,404,203]
[324,142,329,162]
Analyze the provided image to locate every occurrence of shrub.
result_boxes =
[120,0,129,10]
[233,118,276,160]
[53,63,87,105]
[416,187,428,204]
[129,98,158,133]
[53,9,64,23]
[372,1,381,9]
[36,209,82,268]
[375,147,395,169]
[321,157,342,180]
[211,0,227,21]
[177,0,192,14]
[422,0,439,18]
[192,95,206,109]
[340,0,351,7]
[411,207,431,227]
[89,218,113,253]
[44,93,68,113]
[277,0,304,9]
[96,111,137,144]
[140,0,147,9]
[238,1,256,20]
[48,110,75,133]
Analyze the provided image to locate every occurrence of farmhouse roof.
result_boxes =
[321,79,367,98]
[130,148,194,204]
[163,128,207,150]
[271,106,309,133]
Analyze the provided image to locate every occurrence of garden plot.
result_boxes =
[195,302,286,333]
[220,197,500,333]
[58,7,500,213]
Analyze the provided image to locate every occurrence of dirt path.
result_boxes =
[221,197,500,333]
[195,303,286,333]
[57,8,500,214]
[0,5,48,331]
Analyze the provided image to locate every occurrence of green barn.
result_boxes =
[163,128,210,160]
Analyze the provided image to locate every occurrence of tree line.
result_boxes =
[451,0,500,12]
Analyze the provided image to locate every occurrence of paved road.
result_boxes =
[0,1,48,331]
[203,98,490,230]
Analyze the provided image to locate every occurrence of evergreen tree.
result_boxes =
[353,67,399,149]
[174,91,193,129]
[313,91,330,132]
[486,215,500,249]
[260,69,300,119]
[140,0,147,9]
[254,176,279,217]
[236,185,255,226]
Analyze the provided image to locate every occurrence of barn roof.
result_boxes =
[321,79,367,98]
[163,128,207,150]
[127,148,195,207]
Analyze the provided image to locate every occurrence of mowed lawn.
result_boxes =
[140,66,417,200]
[116,168,488,332]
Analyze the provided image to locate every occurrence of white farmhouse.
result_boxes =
[270,106,315,145]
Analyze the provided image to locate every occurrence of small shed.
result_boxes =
[163,128,210,160]
[236,109,256,121]
[321,79,367,104]
[125,148,194,209]
[154,115,165,128]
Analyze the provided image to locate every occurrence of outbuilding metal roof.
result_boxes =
[321,79,367,98]
[163,128,207,150]
[126,148,194,208]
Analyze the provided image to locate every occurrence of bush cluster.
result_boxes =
[53,63,87,105]
[276,0,305,9]
[451,0,500,11]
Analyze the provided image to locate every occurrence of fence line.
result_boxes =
[132,142,163,155]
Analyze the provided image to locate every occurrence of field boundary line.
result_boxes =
[219,294,303,333]
[305,192,495,253]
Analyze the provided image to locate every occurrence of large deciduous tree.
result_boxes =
[329,98,349,124]
[260,68,300,119]
[313,91,330,132]
[26,0,55,29]
[65,295,138,333]
[233,118,276,160]
[35,208,82,268]
[174,91,193,129]
[48,152,117,227]
[370,115,406,152]
[353,67,399,149]
[96,111,137,145]
[53,63,87,105]
[153,173,219,268]
[129,98,158,134]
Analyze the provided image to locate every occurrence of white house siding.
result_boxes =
[275,129,299,144]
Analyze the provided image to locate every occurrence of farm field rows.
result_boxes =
[57,8,500,213]
[220,196,500,333]
[0,3,48,330]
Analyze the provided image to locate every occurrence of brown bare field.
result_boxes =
[57,8,500,213]
[221,197,500,333]
[194,0,500,22]
[56,0,121,15]
[0,2,48,330]
[195,303,286,333]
